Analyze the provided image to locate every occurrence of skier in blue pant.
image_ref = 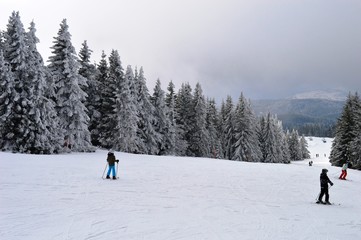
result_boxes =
[106,150,119,179]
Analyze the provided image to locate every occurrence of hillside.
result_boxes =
[0,137,360,240]
[251,99,344,136]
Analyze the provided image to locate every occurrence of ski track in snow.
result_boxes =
[1,137,361,240]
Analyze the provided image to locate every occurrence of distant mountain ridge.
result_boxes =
[252,99,344,118]
[289,90,347,101]
[251,91,346,136]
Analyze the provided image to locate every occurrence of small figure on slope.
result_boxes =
[339,162,348,180]
[106,150,119,180]
[316,168,333,205]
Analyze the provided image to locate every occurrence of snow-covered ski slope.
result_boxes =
[1,137,360,240]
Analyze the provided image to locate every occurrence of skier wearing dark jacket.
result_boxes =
[317,169,333,204]
[106,150,119,180]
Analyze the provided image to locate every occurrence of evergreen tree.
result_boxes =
[206,98,222,158]
[165,81,187,155]
[135,67,160,154]
[330,92,361,168]
[299,135,310,159]
[175,83,194,156]
[261,113,276,162]
[288,129,302,161]
[24,21,62,153]
[189,83,209,157]
[0,50,16,150]
[98,50,122,149]
[48,19,93,152]
[275,120,291,163]
[2,11,33,152]
[349,94,361,169]
[2,12,57,153]
[258,115,267,161]
[96,51,110,147]
[151,79,173,155]
[258,114,291,163]
[350,132,361,170]
[78,41,101,146]
[222,96,236,160]
[232,94,262,162]
[218,100,227,159]
[113,63,139,153]
[0,31,4,51]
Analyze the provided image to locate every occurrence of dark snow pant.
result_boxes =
[318,187,329,202]
[339,170,347,179]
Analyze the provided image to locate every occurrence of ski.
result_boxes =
[102,177,119,180]
[315,202,340,206]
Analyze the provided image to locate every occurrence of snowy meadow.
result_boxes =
[1,137,361,240]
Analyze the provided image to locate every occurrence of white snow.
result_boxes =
[1,137,360,240]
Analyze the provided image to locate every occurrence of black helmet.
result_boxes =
[322,168,328,173]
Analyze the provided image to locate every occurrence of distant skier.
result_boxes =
[339,162,348,180]
[316,169,333,205]
[106,150,119,180]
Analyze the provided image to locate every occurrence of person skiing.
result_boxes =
[339,162,348,180]
[106,150,119,179]
[317,168,334,204]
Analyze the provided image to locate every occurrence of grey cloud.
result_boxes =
[1,0,361,101]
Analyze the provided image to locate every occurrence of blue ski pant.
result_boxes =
[107,165,116,177]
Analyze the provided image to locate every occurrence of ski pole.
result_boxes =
[315,191,321,201]
[102,162,108,179]
[116,160,119,179]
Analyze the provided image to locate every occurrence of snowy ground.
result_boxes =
[1,137,360,240]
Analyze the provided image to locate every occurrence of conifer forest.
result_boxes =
[1,12,360,169]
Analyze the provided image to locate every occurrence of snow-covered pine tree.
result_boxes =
[78,41,101,146]
[0,31,4,51]
[2,12,30,152]
[188,82,209,157]
[24,21,62,153]
[165,81,187,155]
[258,115,267,161]
[0,50,16,150]
[48,19,94,152]
[299,135,310,159]
[206,98,222,158]
[175,83,194,156]
[275,120,291,163]
[222,96,236,160]
[113,63,139,153]
[260,113,278,163]
[288,129,302,161]
[135,67,160,155]
[232,93,262,162]
[349,93,361,170]
[330,92,361,168]
[218,100,227,159]
[128,66,138,116]
[95,51,110,147]
[151,79,173,155]
[98,50,122,149]
[126,66,144,153]
[1,12,46,153]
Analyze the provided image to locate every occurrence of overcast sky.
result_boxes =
[1,0,361,101]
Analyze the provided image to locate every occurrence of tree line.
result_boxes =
[330,93,361,170]
[0,12,310,163]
